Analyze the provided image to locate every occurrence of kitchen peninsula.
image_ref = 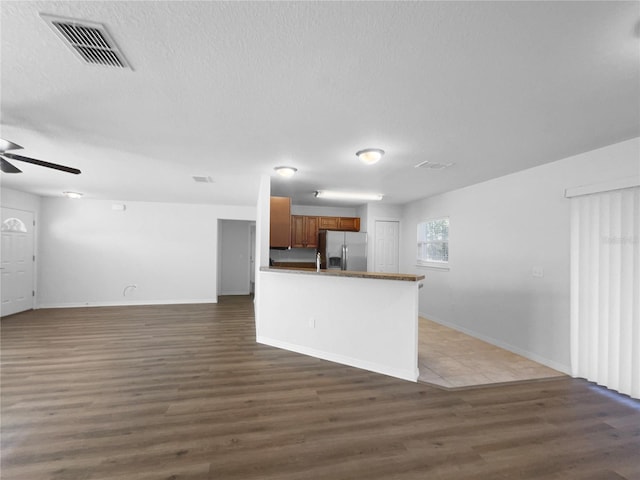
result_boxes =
[257,266,424,381]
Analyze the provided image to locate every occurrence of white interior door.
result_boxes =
[374,220,399,273]
[1,207,35,317]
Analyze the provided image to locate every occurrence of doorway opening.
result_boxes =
[217,220,255,297]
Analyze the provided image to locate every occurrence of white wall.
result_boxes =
[1,187,41,213]
[254,175,271,331]
[219,219,251,295]
[37,197,255,307]
[401,137,640,373]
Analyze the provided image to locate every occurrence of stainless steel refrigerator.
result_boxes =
[318,230,367,271]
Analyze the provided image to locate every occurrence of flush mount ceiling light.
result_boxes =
[356,148,384,165]
[62,191,83,199]
[314,190,383,202]
[274,166,297,178]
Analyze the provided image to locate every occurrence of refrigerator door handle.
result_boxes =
[343,244,348,270]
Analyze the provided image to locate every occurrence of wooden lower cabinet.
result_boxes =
[291,215,319,248]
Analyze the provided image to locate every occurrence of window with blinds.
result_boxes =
[417,217,449,266]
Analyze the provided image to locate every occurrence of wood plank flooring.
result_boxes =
[2,296,639,479]
[418,318,565,388]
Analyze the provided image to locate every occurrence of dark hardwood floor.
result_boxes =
[1,296,638,479]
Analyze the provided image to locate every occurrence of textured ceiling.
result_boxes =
[1,1,638,206]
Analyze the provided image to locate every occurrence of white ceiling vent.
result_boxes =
[192,176,214,183]
[41,14,131,69]
[414,160,455,170]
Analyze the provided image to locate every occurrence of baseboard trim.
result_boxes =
[257,335,419,382]
[419,311,571,375]
[37,299,219,309]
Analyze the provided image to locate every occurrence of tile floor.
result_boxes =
[418,318,565,389]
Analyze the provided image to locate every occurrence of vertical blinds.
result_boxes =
[570,186,639,399]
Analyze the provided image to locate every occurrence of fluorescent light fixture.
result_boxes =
[274,166,297,178]
[62,191,83,199]
[356,148,384,165]
[314,190,383,201]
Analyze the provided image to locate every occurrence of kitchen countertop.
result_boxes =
[261,266,424,282]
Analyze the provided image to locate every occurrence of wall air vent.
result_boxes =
[414,160,455,170]
[41,14,131,69]
[192,176,214,183]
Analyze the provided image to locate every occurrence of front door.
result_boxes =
[1,207,35,317]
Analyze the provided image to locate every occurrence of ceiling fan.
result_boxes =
[0,139,81,175]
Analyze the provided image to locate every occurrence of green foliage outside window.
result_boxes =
[417,218,449,264]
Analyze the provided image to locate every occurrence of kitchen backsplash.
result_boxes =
[270,248,316,262]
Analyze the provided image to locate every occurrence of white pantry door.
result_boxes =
[1,207,35,317]
[374,220,399,273]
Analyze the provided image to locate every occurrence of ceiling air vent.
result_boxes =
[192,176,214,183]
[41,14,131,69]
[414,160,455,170]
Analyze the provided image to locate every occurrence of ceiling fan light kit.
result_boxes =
[0,138,81,175]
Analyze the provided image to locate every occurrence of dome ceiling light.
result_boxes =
[356,148,384,165]
[274,166,298,178]
[63,191,83,199]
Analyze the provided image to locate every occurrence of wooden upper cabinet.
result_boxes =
[338,217,360,232]
[318,216,360,232]
[318,216,340,230]
[291,216,319,248]
[276,208,360,249]
[270,196,291,248]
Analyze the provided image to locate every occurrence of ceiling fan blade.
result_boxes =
[0,139,23,152]
[3,153,81,175]
[0,156,23,173]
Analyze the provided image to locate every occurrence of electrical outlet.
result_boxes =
[532,266,544,278]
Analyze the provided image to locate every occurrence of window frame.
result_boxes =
[416,217,450,270]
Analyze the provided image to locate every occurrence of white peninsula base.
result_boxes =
[257,268,424,382]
